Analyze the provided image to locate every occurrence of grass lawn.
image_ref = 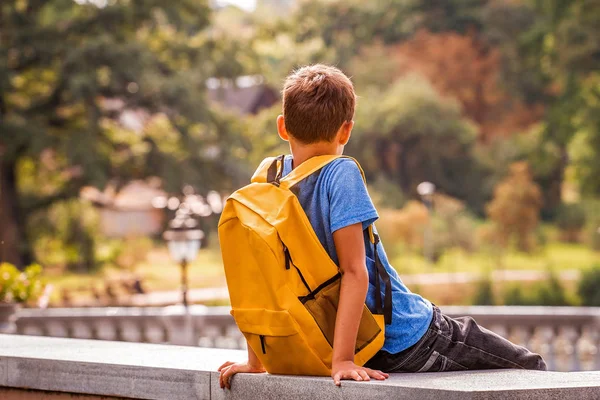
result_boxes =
[44,245,227,306]
[43,241,599,306]
[390,243,600,275]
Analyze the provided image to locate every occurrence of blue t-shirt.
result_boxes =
[282,155,433,354]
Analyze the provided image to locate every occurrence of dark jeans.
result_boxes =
[365,306,547,373]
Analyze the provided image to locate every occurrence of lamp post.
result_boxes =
[163,213,204,308]
[155,186,223,306]
[417,182,436,264]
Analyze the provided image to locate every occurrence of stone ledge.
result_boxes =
[2,334,600,400]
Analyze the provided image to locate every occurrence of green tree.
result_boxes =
[350,75,482,208]
[485,0,600,211]
[0,0,246,268]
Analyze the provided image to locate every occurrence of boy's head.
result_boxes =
[279,64,356,144]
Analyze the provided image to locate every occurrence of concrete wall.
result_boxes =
[2,334,600,400]
[0,387,125,400]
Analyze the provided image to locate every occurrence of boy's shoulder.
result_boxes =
[320,157,365,186]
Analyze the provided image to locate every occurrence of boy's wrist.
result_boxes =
[332,355,354,365]
[247,360,266,371]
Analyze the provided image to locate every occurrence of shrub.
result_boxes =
[472,274,495,305]
[592,229,600,252]
[378,194,475,261]
[368,176,407,210]
[486,162,543,252]
[0,263,47,305]
[555,203,586,243]
[502,269,571,306]
[533,270,570,306]
[583,200,600,251]
[114,236,153,270]
[431,193,476,254]
[30,200,101,272]
[503,284,533,306]
[377,201,429,258]
[577,264,600,306]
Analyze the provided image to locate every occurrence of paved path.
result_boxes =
[128,269,580,306]
[130,286,230,306]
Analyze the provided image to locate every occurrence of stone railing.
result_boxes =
[15,305,245,349]
[15,305,600,372]
[2,334,600,400]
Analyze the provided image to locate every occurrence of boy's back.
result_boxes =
[280,155,433,355]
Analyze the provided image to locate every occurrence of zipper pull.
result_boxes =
[260,335,266,354]
[283,245,291,270]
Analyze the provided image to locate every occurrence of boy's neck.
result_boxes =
[290,140,342,169]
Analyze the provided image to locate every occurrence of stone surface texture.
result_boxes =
[2,334,600,399]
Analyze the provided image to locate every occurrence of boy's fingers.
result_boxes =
[372,372,385,380]
[350,370,362,381]
[333,372,342,386]
[358,370,370,381]
[218,361,235,372]
[219,369,226,389]
[365,368,388,380]
[222,366,236,390]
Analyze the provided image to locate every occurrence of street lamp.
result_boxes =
[417,181,436,263]
[163,213,204,308]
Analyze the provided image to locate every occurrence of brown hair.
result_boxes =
[282,64,356,143]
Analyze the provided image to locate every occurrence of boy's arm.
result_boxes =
[218,340,266,389]
[331,222,389,386]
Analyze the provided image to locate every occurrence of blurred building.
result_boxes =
[81,180,166,238]
[207,75,278,115]
[256,0,295,15]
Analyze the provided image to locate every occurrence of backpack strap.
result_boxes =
[257,155,380,247]
[278,155,342,189]
[251,156,285,184]
[278,154,393,325]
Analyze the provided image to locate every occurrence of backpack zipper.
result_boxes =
[283,244,291,270]
[260,335,266,354]
[283,244,311,292]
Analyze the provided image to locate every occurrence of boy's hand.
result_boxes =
[331,360,389,386]
[218,361,266,389]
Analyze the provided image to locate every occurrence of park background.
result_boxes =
[1,0,600,309]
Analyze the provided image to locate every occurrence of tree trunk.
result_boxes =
[0,159,32,268]
[541,145,568,219]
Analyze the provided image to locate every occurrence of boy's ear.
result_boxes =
[339,120,354,145]
[277,115,290,142]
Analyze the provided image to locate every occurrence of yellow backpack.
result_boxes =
[218,155,392,376]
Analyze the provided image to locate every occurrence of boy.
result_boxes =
[218,64,546,389]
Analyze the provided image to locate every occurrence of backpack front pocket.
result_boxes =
[299,273,382,354]
[231,308,330,376]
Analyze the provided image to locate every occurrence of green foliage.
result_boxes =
[243,104,288,168]
[29,199,100,272]
[582,200,600,251]
[577,264,600,306]
[503,285,532,306]
[0,0,255,267]
[472,274,495,305]
[534,270,570,306]
[351,75,480,205]
[112,237,154,270]
[2,0,599,270]
[555,203,586,242]
[502,269,571,306]
[368,176,407,210]
[431,194,476,255]
[0,263,46,305]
